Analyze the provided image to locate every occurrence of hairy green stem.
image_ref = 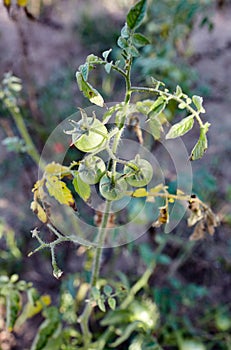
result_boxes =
[79,200,111,348]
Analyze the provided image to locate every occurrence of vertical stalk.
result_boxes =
[79,57,133,347]
[79,200,111,348]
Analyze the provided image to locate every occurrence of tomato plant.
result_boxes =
[0,0,222,349]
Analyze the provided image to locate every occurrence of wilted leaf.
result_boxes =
[166,115,194,139]
[153,205,169,227]
[189,220,206,241]
[187,195,203,226]
[76,72,104,107]
[190,122,210,160]
[30,201,48,224]
[205,209,220,236]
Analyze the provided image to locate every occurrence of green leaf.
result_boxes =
[6,290,21,331]
[110,321,142,347]
[86,54,102,65]
[135,99,153,115]
[132,33,150,47]
[31,307,60,350]
[108,297,116,310]
[102,103,124,123]
[103,285,113,296]
[79,63,89,81]
[76,72,104,107]
[121,23,130,38]
[190,122,210,160]
[101,309,130,326]
[72,174,91,202]
[97,298,106,312]
[117,36,128,49]
[92,286,101,300]
[46,175,75,206]
[126,45,140,57]
[148,117,163,140]
[166,115,194,139]
[105,61,113,74]
[102,49,112,61]
[148,97,166,118]
[192,95,206,113]
[175,85,183,97]
[126,0,147,30]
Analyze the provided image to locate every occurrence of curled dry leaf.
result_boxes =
[152,205,169,228]
[189,220,206,241]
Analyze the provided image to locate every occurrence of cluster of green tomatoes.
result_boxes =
[66,112,153,201]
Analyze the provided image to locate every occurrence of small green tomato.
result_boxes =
[124,156,153,187]
[99,172,127,201]
[73,118,107,153]
[78,156,106,185]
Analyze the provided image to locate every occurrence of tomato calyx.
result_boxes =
[99,172,128,201]
[78,156,106,185]
[124,155,153,188]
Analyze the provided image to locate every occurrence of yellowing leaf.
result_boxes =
[31,201,47,223]
[25,295,51,319]
[149,184,164,194]
[17,0,27,6]
[45,162,70,176]
[132,188,148,197]
[4,0,11,6]
[46,176,74,206]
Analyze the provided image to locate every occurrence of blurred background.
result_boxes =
[0,0,231,349]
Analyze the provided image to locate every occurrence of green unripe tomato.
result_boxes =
[73,118,107,153]
[124,156,153,187]
[78,156,106,185]
[99,172,127,201]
